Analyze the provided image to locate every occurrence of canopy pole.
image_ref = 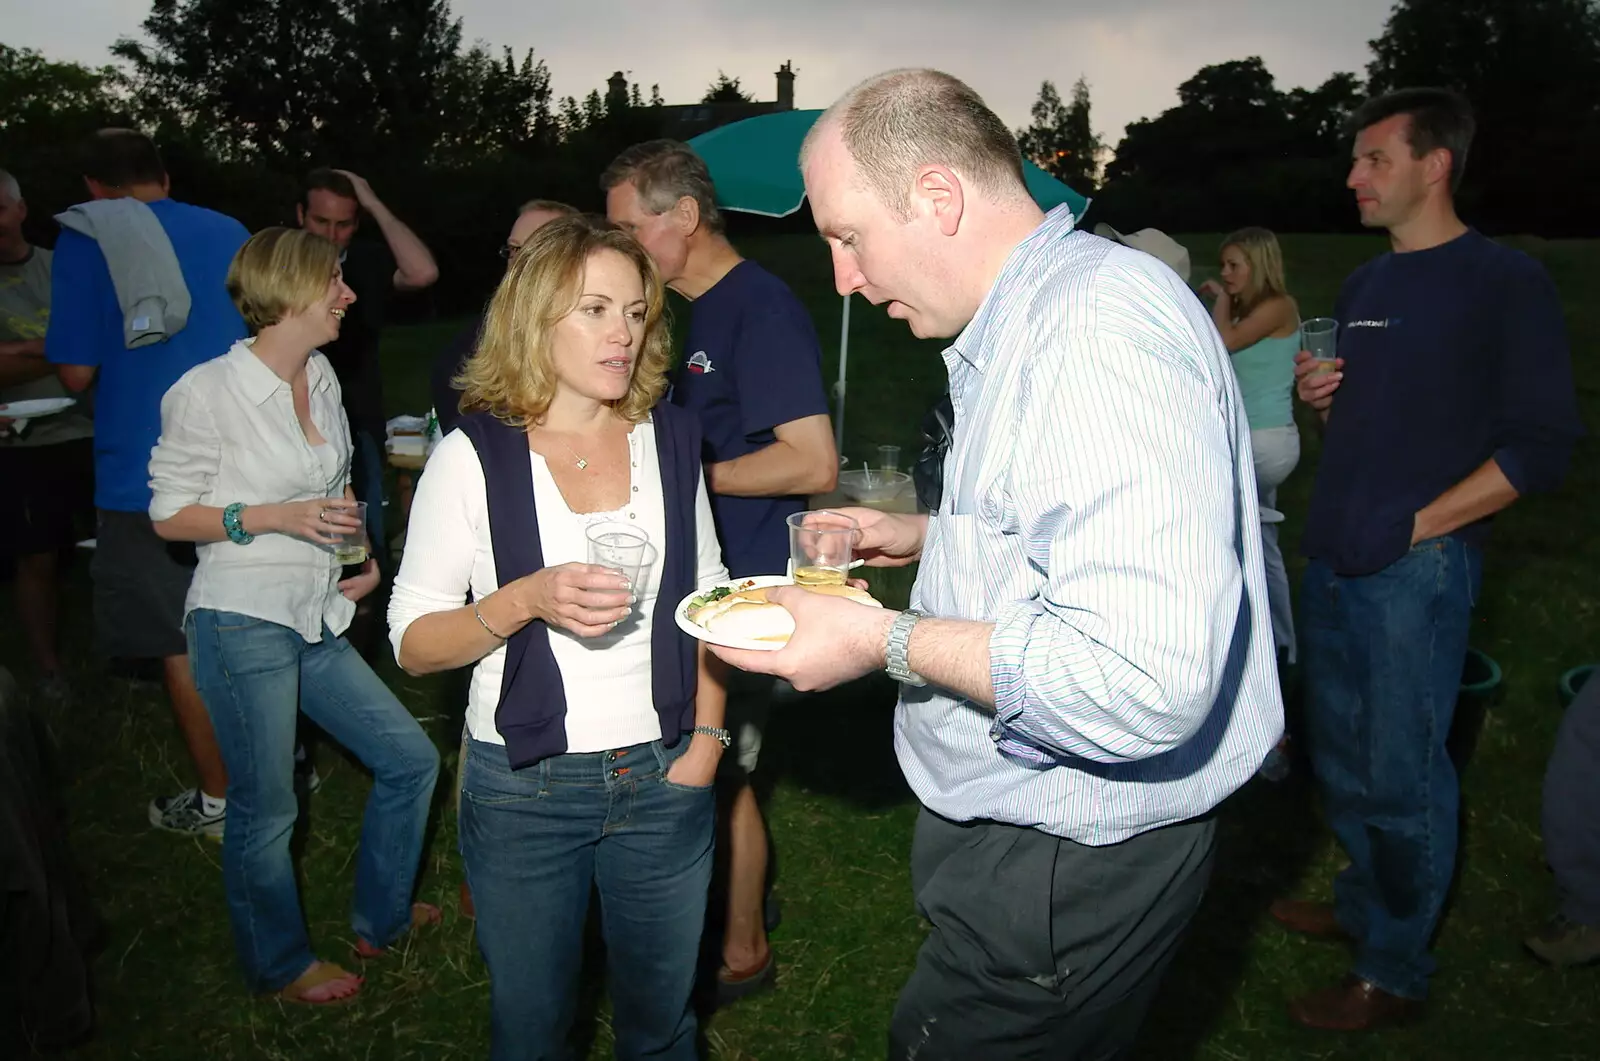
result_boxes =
[834,292,850,462]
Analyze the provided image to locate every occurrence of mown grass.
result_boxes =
[5,230,1599,1060]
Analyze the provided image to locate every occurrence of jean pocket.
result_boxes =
[657,774,715,794]
[462,742,547,806]
[213,611,269,633]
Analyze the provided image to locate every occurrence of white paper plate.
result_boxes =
[674,575,794,652]
[0,397,76,418]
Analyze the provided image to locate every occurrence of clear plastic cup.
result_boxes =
[1302,317,1339,374]
[787,509,857,585]
[586,522,649,589]
[332,501,369,565]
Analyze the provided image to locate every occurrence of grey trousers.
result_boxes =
[1544,672,1600,926]
[888,807,1216,1061]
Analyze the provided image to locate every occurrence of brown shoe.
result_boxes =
[1289,975,1422,1031]
[1270,898,1350,940]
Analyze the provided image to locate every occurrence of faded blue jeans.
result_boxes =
[1300,536,1481,999]
[460,736,714,1061]
[186,609,439,993]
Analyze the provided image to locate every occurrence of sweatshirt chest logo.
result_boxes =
[1347,317,1403,329]
[686,350,715,374]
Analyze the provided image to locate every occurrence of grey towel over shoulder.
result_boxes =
[55,199,192,348]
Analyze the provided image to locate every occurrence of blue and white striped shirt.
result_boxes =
[899,206,1283,845]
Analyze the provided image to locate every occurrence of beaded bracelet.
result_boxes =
[222,502,254,545]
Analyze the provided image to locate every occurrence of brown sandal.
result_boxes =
[277,960,363,1005]
[353,902,442,959]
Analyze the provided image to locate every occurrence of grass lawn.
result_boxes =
[7,231,1600,1060]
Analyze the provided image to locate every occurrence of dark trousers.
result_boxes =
[888,806,1216,1061]
[1544,670,1600,927]
[1300,537,1481,1000]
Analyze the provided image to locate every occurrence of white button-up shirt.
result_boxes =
[149,340,356,642]
[900,206,1284,845]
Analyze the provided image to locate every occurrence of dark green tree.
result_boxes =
[702,71,753,103]
[1098,58,1362,232]
[1015,77,1104,192]
[1366,0,1600,233]
[112,0,464,169]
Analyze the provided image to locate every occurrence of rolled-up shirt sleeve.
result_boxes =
[1490,259,1584,495]
[148,377,221,522]
[987,319,1246,765]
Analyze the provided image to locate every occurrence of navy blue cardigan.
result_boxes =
[458,405,702,770]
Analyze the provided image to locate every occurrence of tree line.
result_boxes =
[3,0,1598,312]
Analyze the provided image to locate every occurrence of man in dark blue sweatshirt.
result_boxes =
[1273,88,1583,1030]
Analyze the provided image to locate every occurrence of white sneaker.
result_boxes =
[148,788,225,839]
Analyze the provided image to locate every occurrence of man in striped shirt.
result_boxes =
[712,69,1283,1058]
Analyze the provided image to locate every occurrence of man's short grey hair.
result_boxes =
[0,168,20,205]
[601,140,725,235]
[804,69,1029,220]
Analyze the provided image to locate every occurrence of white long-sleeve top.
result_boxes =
[148,340,355,642]
[388,417,729,751]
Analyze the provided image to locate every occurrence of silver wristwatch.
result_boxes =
[693,725,732,748]
[885,609,928,687]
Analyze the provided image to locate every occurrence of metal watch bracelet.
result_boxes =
[885,609,927,687]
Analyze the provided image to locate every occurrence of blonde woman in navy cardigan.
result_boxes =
[389,215,729,1061]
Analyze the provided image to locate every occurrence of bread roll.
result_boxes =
[689,582,881,643]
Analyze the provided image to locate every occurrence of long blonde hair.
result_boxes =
[456,215,672,425]
[1219,226,1289,319]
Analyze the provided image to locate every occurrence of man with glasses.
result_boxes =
[431,199,578,435]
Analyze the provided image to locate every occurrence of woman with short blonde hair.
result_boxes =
[150,225,441,1005]
[1200,226,1302,669]
[390,214,730,1060]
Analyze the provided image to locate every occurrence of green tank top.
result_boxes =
[1230,326,1299,430]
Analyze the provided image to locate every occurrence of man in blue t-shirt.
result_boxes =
[606,139,837,1005]
[47,129,250,839]
[1279,90,1583,1030]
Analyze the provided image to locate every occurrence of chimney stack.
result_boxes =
[775,60,795,111]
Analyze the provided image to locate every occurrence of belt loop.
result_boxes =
[648,739,669,775]
[538,757,551,796]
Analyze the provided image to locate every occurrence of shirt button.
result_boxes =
[632,486,638,492]
[629,512,636,519]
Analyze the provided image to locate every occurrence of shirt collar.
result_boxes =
[944,204,1081,374]
[228,338,334,406]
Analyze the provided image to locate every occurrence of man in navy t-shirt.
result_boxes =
[48,129,250,838]
[606,140,837,1005]
[1278,90,1582,1030]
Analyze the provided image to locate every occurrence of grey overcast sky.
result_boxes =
[2,0,1397,144]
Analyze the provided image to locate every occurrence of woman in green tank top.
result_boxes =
[1199,227,1301,673]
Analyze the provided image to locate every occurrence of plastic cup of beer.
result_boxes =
[787,510,858,586]
[332,501,369,565]
[1302,317,1339,374]
[878,444,902,475]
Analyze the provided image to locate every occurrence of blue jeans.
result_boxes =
[460,736,714,1061]
[186,609,440,993]
[1300,537,1481,999]
[351,428,389,571]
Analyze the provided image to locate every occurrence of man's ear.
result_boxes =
[913,165,964,237]
[296,203,306,226]
[1425,147,1454,190]
[673,195,700,235]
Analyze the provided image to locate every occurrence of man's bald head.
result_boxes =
[802,69,1031,220]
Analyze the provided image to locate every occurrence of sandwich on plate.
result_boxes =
[686,581,881,643]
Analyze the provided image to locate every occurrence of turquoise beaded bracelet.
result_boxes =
[222,502,254,545]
